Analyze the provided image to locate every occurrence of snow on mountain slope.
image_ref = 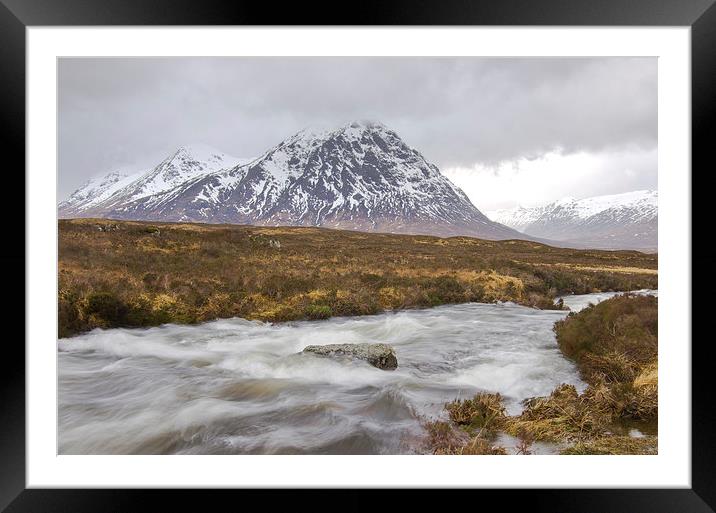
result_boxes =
[487,205,543,233]
[487,190,658,251]
[98,145,250,212]
[562,190,657,219]
[58,169,145,215]
[59,144,250,218]
[102,121,525,241]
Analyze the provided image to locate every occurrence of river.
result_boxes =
[58,289,657,454]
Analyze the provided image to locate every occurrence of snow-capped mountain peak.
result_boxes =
[488,190,658,251]
[58,169,145,212]
[565,189,657,219]
[60,122,526,241]
[121,144,242,200]
[59,144,251,217]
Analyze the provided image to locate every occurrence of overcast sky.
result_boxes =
[58,57,657,211]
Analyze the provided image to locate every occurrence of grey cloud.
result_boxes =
[58,57,656,199]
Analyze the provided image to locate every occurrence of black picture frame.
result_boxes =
[2,0,712,510]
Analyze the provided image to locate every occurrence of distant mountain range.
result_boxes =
[59,121,525,241]
[59,121,656,251]
[487,190,658,251]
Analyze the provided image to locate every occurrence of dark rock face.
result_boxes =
[302,343,398,370]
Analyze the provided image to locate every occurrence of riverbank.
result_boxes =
[58,219,658,338]
[427,293,658,455]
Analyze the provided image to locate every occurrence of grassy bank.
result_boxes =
[425,294,658,455]
[58,218,658,338]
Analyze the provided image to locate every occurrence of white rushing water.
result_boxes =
[558,288,657,312]
[58,290,657,454]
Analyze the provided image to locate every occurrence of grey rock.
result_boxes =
[95,223,120,232]
[302,343,398,370]
[248,234,281,249]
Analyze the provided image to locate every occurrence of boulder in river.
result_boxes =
[302,343,398,370]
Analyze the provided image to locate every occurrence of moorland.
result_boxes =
[58,218,657,338]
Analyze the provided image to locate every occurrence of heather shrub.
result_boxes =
[84,291,130,326]
[304,304,332,320]
[554,294,658,421]
[555,294,657,375]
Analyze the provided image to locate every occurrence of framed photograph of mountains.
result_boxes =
[6,0,714,510]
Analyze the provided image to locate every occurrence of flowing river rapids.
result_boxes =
[58,290,657,454]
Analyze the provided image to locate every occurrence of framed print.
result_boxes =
[3,0,714,510]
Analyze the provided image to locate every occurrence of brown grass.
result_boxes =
[547,263,658,275]
[58,218,657,338]
[445,392,506,433]
[504,384,611,443]
[421,420,470,454]
[421,419,507,455]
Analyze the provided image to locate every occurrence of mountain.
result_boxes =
[488,190,658,251]
[60,121,526,241]
[58,169,143,215]
[59,144,249,218]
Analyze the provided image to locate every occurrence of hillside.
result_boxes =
[58,218,658,338]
